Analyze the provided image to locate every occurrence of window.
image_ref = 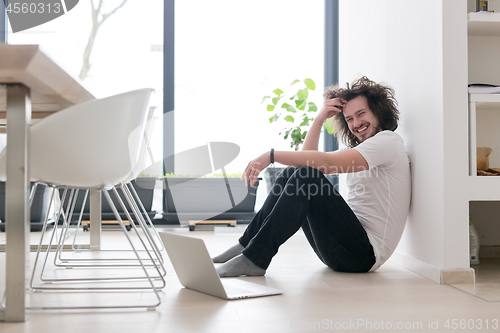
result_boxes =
[174,0,325,175]
[7,0,164,175]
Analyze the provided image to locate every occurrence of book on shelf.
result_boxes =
[468,84,500,94]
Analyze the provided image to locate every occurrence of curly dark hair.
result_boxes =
[323,76,399,148]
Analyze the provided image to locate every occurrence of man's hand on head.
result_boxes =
[318,98,345,122]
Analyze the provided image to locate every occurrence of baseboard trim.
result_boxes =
[390,252,475,284]
[441,268,475,284]
[390,252,441,283]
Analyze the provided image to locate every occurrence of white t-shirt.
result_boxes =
[347,130,411,271]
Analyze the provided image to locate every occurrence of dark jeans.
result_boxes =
[239,166,375,273]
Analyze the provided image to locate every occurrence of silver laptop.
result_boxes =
[159,232,283,300]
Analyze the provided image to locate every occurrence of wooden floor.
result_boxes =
[1,226,500,333]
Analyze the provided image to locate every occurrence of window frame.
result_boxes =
[1,0,7,43]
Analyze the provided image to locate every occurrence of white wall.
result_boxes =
[339,0,469,282]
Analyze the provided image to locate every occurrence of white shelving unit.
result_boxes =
[468,12,500,201]
[468,93,500,175]
[468,12,500,36]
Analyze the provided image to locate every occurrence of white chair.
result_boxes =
[52,107,164,269]
[55,109,163,259]
[0,88,164,310]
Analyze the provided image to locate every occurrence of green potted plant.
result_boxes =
[263,78,319,151]
[161,172,260,225]
[261,78,334,192]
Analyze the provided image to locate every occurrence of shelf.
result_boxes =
[469,94,500,177]
[468,176,500,200]
[470,93,500,109]
[468,94,500,176]
[468,12,500,36]
[467,13,500,200]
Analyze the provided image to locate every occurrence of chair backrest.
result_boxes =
[0,88,154,188]
[131,106,156,179]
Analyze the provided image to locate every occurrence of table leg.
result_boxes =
[89,189,102,250]
[3,84,31,322]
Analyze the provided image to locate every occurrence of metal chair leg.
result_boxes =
[119,184,161,255]
[33,186,165,289]
[126,182,164,252]
[57,186,163,268]
[30,187,67,289]
[27,187,161,309]
[110,186,166,286]
[119,184,165,275]
[53,187,164,269]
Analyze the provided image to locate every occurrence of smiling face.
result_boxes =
[343,95,382,143]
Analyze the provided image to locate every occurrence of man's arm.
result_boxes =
[242,97,365,187]
[242,148,368,187]
[276,149,368,174]
[301,98,344,151]
[301,116,324,151]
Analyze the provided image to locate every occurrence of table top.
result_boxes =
[0,44,95,127]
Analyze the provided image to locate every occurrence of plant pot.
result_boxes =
[59,177,157,223]
[0,182,53,232]
[162,177,259,224]
[263,167,285,194]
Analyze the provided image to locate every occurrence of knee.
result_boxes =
[281,166,297,178]
[294,166,324,180]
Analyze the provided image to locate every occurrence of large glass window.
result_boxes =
[5,0,325,209]
[174,0,325,177]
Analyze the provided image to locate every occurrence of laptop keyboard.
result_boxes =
[224,285,253,296]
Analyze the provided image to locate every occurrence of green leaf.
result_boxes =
[273,88,284,96]
[267,104,275,111]
[297,89,304,100]
[290,79,300,85]
[307,102,318,112]
[272,97,280,105]
[281,103,297,112]
[295,98,306,110]
[301,88,309,99]
[304,78,316,90]
[323,118,335,134]
[290,129,303,150]
[300,116,310,127]
[269,114,280,123]
[284,115,294,123]
[261,95,270,104]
